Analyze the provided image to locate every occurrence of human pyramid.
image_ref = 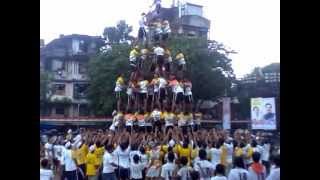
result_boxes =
[111,4,201,133]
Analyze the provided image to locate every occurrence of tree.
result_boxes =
[87,44,131,115]
[103,20,134,44]
[87,36,236,115]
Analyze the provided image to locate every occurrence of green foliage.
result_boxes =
[51,97,72,105]
[87,44,131,115]
[103,20,134,44]
[87,36,235,115]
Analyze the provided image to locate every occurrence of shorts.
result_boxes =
[175,92,184,104]
[165,125,174,133]
[138,27,146,39]
[157,55,164,66]
[154,120,162,129]
[154,34,160,41]
[184,95,193,103]
[139,93,147,102]
[119,168,129,179]
[115,91,122,99]
[162,33,169,40]
[159,88,166,101]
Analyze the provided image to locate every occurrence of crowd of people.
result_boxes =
[40,127,280,180]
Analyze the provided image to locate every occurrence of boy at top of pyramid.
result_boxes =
[153,0,161,14]
[138,12,147,44]
[153,19,162,43]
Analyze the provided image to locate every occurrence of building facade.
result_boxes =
[146,2,210,38]
[40,34,104,117]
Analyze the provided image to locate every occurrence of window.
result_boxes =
[72,39,80,54]
[79,105,90,116]
[52,59,63,71]
[78,62,88,74]
[53,84,66,95]
[73,83,88,99]
[55,107,65,115]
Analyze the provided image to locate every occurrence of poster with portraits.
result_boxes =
[251,97,276,130]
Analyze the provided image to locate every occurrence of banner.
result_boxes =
[251,97,276,130]
[222,97,231,130]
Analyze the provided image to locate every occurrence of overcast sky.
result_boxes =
[40,0,279,77]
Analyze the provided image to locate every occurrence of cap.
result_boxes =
[67,129,72,134]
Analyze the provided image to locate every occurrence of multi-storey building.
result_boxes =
[146,2,210,38]
[40,34,104,117]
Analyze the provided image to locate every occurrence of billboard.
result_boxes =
[251,97,276,130]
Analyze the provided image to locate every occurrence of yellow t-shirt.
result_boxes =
[178,145,191,164]
[220,145,228,166]
[184,113,193,123]
[130,49,139,57]
[94,146,105,165]
[86,152,99,176]
[175,53,184,60]
[75,144,88,165]
[116,77,124,85]
[235,147,243,157]
[161,111,167,120]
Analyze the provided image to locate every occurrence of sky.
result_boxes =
[40,0,279,78]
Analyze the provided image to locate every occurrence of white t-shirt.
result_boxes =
[139,80,148,93]
[129,150,140,163]
[253,145,264,156]
[113,146,131,169]
[210,148,222,169]
[262,143,271,161]
[174,84,184,94]
[177,166,193,180]
[140,153,149,166]
[165,113,175,127]
[185,86,192,95]
[151,110,161,121]
[194,160,215,180]
[40,169,54,180]
[248,165,267,180]
[63,149,77,171]
[266,168,280,180]
[228,168,249,180]
[211,176,227,180]
[224,143,233,164]
[130,162,145,179]
[161,162,176,180]
[103,151,116,173]
[127,87,133,96]
[158,77,167,88]
[154,46,165,56]
[53,145,64,162]
[44,143,53,159]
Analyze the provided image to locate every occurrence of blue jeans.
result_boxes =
[102,172,117,180]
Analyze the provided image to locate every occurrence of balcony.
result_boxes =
[53,71,88,81]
